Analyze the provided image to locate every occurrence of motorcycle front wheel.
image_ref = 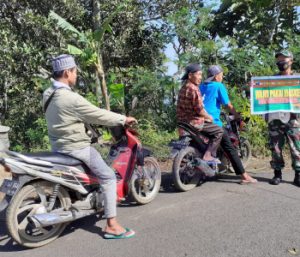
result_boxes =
[129,157,161,205]
[172,147,202,192]
[6,181,71,248]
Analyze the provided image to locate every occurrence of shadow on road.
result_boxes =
[62,214,104,237]
[0,221,25,252]
[0,214,103,252]
[160,170,295,190]
[160,172,176,193]
[214,173,295,185]
[0,171,296,251]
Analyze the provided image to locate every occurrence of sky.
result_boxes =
[163,0,221,76]
[164,43,178,76]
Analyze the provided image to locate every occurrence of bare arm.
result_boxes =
[193,89,213,122]
[225,102,240,120]
[199,109,213,122]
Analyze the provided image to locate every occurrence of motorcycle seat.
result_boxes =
[23,152,84,166]
[178,122,209,139]
[178,122,202,135]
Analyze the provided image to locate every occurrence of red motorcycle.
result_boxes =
[0,125,161,248]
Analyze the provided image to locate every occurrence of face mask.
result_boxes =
[276,61,290,71]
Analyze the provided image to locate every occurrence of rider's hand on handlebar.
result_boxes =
[239,120,246,131]
[125,116,138,126]
[234,112,241,120]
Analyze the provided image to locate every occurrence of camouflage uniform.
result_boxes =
[268,118,300,173]
[267,49,300,186]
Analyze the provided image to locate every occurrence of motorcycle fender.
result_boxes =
[169,148,180,159]
[169,138,191,159]
[142,148,152,157]
[136,148,152,166]
[169,144,191,160]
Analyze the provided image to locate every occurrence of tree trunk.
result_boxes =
[92,0,101,30]
[95,72,102,107]
[96,59,110,110]
[92,0,110,110]
[268,0,283,44]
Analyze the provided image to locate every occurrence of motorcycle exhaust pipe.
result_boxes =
[28,209,96,228]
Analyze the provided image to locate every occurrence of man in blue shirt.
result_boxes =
[200,65,257,184]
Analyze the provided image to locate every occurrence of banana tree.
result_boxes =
[49,5,125,110]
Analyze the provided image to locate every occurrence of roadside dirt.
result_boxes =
[0,155,292,203]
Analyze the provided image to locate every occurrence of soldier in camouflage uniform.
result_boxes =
[267,50,300,187]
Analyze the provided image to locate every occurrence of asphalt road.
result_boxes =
[0,170,299,257]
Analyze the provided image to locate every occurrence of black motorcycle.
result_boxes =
[169,122,217,192]
[169,113,251,192]
[219,112,251,172]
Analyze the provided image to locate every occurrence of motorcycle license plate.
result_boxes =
[0,179,20,196]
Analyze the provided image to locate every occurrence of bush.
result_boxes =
[137,119,177,161]
[228,86,269,156]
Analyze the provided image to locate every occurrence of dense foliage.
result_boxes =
[1,0,300,157]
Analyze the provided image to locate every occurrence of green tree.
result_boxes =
[211,0,298,47]
[0,0,84,149]
[49,8,122,110]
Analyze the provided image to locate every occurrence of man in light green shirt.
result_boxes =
[44,54,136,238]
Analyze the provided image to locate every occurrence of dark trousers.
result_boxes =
[221,129,245,175]
[200,122,224,157]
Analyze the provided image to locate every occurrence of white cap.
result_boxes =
[52,54,77,72]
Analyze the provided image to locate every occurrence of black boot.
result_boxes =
[269,170,282,185]
[294,173,300,187]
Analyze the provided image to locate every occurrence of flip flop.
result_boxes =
[104,228,135,239]
[240,178,258,185]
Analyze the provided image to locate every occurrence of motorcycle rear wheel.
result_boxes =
[172,147,202,192]
[6,181,71,248]
[239,138,251,169]
[129,157,161,205]
[219,138,252,173]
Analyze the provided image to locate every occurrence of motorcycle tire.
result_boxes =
[129,157,161,205]
[172,146,202,192]
[6,181,71,248]
[239,138,252,169]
